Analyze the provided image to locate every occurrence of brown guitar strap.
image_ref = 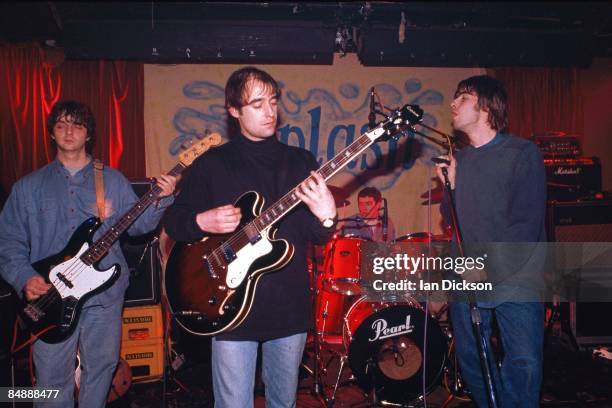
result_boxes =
[93,159,106,222]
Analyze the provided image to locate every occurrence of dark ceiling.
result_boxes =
[1,2,611,67]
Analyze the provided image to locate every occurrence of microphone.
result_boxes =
[368,87,376,129]
[382,198,388,241]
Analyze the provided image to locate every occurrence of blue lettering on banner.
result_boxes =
[169,79,445,191]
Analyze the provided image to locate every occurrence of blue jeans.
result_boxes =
[33,301,122,408]
[449,301,544,408]
[211,332,307,408]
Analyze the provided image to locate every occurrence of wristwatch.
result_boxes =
[321,216,337,229]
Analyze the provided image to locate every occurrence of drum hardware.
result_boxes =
[312,229,458,406]
[305,243,333,407]
[315,296,448,406]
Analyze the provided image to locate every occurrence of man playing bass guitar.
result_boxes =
[0,100,176,407]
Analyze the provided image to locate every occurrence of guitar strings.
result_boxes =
[31,134,374,312]
[27,139,219,315]
[205,134,374,271]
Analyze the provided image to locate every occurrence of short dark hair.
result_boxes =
[358,187,382,202]
[47,100,96,153]
[455,75,508,131]
[225,66,281,110]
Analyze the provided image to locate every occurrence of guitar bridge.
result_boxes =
[23,304,45,322]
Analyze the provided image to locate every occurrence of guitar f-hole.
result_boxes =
[218,289,235,316]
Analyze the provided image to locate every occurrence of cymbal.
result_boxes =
[420,186,444,205]
[328,185,350,207]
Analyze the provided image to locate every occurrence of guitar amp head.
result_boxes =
[534,132,581,158]
[544,157,602,202]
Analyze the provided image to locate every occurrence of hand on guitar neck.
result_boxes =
[295,171,337,223]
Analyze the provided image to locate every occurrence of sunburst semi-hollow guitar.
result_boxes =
[165,104,423,336]
[18,133,222,344]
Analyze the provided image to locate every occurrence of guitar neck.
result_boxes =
[80,163,185,265]
[251,126,386,233]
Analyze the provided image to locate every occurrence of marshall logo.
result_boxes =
[369,315,414,342]
[123,316,153,324]
[554,166,581,176]
[125,352,154,360]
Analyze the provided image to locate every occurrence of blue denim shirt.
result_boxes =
[0,159,174,306]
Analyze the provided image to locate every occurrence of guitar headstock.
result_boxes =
[178,133,223,166]
[367,104,424,143]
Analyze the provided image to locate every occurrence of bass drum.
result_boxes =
[343,296,447,404]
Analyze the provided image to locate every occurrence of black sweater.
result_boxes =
[163,135,333,341]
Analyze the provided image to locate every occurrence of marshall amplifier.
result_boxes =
[534,132,581,158]
[544,157,602,201]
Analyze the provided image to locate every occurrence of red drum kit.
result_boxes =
[310,229,454,406]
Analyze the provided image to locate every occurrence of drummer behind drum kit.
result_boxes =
[310,207,457,406]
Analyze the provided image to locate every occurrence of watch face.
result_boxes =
[323,218,334,228]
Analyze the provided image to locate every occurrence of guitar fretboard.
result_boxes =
[81,162,185,266]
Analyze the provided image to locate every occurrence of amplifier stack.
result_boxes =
[120,304,165,382]
[534,132,604,202]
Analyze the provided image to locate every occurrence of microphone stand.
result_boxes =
[439,164,500,408]
[368,87,376,130]
[381,198,388,242]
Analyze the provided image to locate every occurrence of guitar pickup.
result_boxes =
[203,257,218,279]
[56,272,74,288]
[221,243,236,263]
[244,224,261,245]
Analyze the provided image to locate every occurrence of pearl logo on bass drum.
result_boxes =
[369,315,414,342]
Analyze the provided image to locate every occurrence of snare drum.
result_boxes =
[322,237,366,295]
[343,296,447,404]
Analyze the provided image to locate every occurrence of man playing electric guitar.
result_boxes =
[0,100,176,407]
[162,67,337,407]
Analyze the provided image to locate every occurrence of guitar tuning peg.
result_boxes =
[181,139,194,150]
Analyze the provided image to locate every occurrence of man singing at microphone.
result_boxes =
[435,75,546,407]
[341,187,395,242]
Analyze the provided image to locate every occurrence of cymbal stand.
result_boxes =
[329,352,349,406]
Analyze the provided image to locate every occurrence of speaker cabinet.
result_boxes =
[122,179,162,306]
[120,305,165,382]
[547,200,612,242]
[547,200,612,346]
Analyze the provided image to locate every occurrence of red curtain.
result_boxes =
[0,42,144,203]
[490,67,584,139]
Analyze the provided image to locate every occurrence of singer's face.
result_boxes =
[450,92,487,133]
[228,79,278,142]
[358,196,380,219]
